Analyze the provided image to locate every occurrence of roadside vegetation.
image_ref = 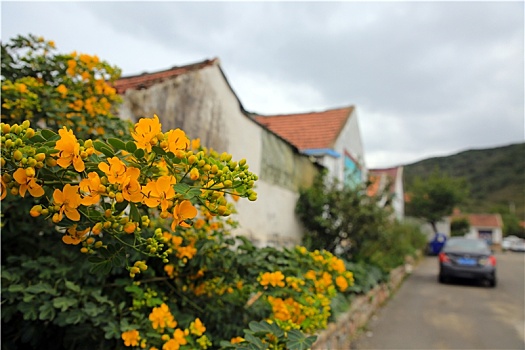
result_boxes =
[1,34,357,350]
[296,171,428,319]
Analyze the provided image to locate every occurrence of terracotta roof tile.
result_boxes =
[451,212,503,228]
[368,167,400,195]
[114,58,219,94]
[467,214,503,228]
[253,106,354,151]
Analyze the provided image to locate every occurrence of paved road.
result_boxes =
[352,252,525,350]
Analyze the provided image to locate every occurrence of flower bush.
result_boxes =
[1,35,358,350]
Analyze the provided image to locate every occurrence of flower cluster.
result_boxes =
[122,303,211,350]
[0,115,258,278]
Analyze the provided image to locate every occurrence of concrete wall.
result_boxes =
[118,63,320,246]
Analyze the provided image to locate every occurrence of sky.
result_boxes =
[1,1,524,169]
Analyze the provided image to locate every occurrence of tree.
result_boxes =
[405,170,468,234]
[295,171,389,261]
[450,217,470,237]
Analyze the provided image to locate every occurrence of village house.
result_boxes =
[114,58,367,247]
[254,106,367,186]
[367,167,405,220]
[451,211,504,246]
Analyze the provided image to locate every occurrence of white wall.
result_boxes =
[118,63,315,246]
[332,108,367,183]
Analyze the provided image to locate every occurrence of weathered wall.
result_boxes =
[118,63,320,246]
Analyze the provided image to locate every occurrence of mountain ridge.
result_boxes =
[403,142,525,219]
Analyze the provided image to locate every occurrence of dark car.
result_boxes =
[438,237,497,287]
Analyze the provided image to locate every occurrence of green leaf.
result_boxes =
[152,145,166,155]
[184,187,202,200]
[134,148,145,159]
[286,330,317,350]
[107,138,126,151]
[25,282,58,296]
[65,280,81,293]
[41,129,58,141]
[174,183,191,194]
[52,296,78,312]
[114,200,129,214]
[65,310,84,324]
[125,141,137,153]
[29,134,47,143]
[129,203,141,224]
[7,284,25,293]
[248,320,284,338]
[93,140,114,157]
[18,302,38,321]
[244,333,267,349]
[38,302,56,321]
[83,301,103,317]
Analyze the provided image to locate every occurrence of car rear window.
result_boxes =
[444,239,490,253]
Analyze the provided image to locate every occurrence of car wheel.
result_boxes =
[489,278,497,288]
[438,275,446,284]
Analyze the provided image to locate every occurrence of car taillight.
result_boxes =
[439,252,450,263]
[488,255,496,266]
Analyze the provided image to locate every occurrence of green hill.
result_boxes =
[403,142,525,219]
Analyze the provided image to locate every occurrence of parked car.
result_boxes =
[510,239,525,252]
[438,237,497,287]
[502,235,521,251]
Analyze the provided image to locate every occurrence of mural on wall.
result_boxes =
[344,151,362,187]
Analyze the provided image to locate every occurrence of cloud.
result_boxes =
[1,1,523,169]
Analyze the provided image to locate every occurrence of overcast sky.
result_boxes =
[1,1,523,168]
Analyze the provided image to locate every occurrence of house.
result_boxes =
[254,106,367,186]
[114,58,322,247]
[451,212,504,245]
[367,167,405,220]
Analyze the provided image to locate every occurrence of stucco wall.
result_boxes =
[333,109,367,183]
[118,64,320,245]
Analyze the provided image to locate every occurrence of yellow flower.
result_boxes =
[122,329,140,347]
[336,275,349,292]
[191,138,200,150]
[231,337,245,344]
[79,172,102,206]
[171,200,198,230]
[190,318,206,336]
[162,328,188,350]
[54,127,85,172]
[13,167,44,198]
[62,225,90,245]
[164,129,189,154]
[1,177,7,200]
[132,115,162,153]
[56,84,68,97]
[142,175,176,211]
[331,257,346,273]
[98,157,127,185]
[149,303,177,330]
[53,184,82,221]
[122,167,143,203]
[260,271,285,288]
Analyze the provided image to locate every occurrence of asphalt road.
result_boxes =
[352,252,525,350]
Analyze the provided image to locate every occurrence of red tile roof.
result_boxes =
[114,58,219,94]
[253,106,354,151]
[451,212,503,228]
[367,167,401,196]
[467,214,503,228]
